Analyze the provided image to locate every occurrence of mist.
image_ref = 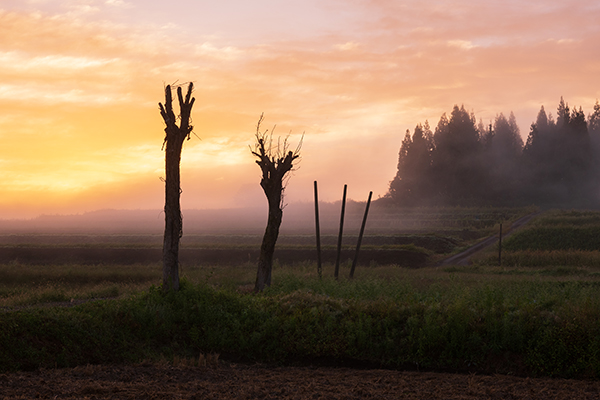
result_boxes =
[387,99,600,209]
[0,198,444,239]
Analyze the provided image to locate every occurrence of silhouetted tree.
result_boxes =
[523,105,554,160]
[389,124,434,204]
[432,105,484,203]
[566,106,587,135]
[521,104,562,203]
[556,96,570,129]
[521,99,594,205]
[387,99,600,208]
[491,112,523,157]
[251,115,302,292]
[159,83,195,292]
[483,112,523,203]
[398,129,412,171]
[560,105,592,200]
[388,129,412,201]
[589,100,600,136]
[588,100,600,197]
[410,122,434,197]
[480,120,493,150]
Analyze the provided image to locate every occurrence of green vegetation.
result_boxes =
[2,260,600,378]
[474,209,600,267]
[0,263,158,308]
[504,227,600,251]
[1,207,598,378]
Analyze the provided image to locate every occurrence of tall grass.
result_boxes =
[0,263,160,308]
[0,261,260,307]
[504,227,600,251]
[2,261,600,377]
[473,209,600,268]
[528,209,600,227]
[475,250,600,268]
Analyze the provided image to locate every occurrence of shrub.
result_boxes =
[2,279,600,377]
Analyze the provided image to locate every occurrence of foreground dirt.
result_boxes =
[1,362,599,399]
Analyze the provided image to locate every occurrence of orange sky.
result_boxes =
[1,0,599,218]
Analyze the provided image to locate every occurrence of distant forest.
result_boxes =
[385,98,600,208]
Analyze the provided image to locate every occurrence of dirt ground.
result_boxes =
[1,362,600,399]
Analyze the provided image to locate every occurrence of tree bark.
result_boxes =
[252,115,301,292]
[159,83,195,292]
[256,190,283,290]
[163,137,183,291]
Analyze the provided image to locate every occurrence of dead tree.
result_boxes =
[251,114,302,292]
[159,82,195,292]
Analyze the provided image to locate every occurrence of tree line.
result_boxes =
[386,98,600,207]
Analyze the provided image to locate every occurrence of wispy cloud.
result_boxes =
[0,1,599,217]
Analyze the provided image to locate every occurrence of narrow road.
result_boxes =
[438,211,541,266]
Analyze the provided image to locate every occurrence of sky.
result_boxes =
[1,0,599,219]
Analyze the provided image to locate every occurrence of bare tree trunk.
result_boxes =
[163,137,183,291]
[252,114,301,292]
[159,83,195,292]
[256,192,283,290]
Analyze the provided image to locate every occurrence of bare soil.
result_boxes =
[1,362,599,399]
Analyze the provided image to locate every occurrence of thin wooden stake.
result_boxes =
[498,222,503,267]
[334,184,347,280]
[350,191,372,279]
[314,181,322,280]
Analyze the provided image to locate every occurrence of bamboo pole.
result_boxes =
[314,181,322,280]
[350,191,372,279]
[334,184,347,280]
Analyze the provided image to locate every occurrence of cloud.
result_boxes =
[0,51,117,70]
[447,40,477,50]
[335,42,361,51]
[105,0,132,8]
[0,83,134,105]
[0,1,600,217]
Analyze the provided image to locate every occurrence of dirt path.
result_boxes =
[438,212,541,266]
[1,362,599,399]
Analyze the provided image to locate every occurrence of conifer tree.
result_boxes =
[482,112,523,203]
[557,96,570,128]
[389,125,434,204]
[388,130,412,201]
[431,105,483,203]
[589,100,600,135]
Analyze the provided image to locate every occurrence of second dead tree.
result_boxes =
[159,82,195,292]
[252,115,301,292]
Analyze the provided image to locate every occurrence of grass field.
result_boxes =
[2,260,600,377]
[473,209,600,267]
[2,207,600,378]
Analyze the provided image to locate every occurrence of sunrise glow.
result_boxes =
[1,0,599,218]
